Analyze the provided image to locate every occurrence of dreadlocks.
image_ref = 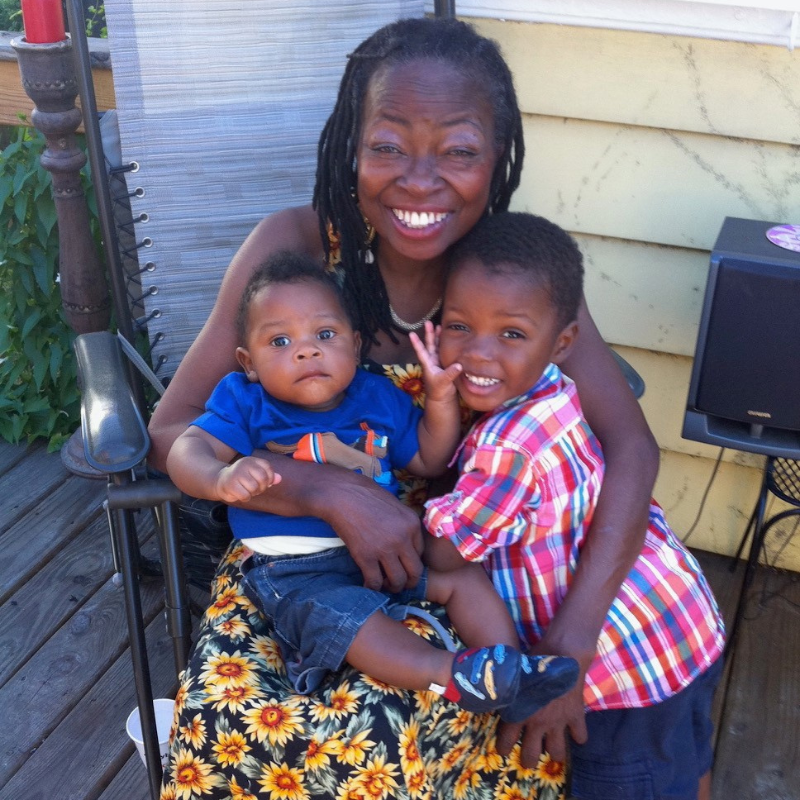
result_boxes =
[313,16,525,352]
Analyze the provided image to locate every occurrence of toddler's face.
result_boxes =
[236,281,360,412]
[438,258,576,413]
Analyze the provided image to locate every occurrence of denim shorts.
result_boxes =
[240,546,428,694]
[569,656,724,800]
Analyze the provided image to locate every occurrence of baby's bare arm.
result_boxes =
[424,533,469,572]
[166,428,279,504]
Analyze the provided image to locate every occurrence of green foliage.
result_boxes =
[84,3,106,38]
[0,1,106,37]
[0,0,23,31]
[0,124,90,450]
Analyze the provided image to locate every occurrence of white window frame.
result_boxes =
[427,0,800,49]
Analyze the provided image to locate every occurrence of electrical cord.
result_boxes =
[681,447,724,544]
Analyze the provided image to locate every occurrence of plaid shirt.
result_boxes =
[424,363,725,711]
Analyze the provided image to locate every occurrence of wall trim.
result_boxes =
[428,0,800,49]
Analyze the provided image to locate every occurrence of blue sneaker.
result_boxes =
[441,645,578,720]
[500,653,579,723]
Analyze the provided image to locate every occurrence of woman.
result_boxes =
[152,17,659,800]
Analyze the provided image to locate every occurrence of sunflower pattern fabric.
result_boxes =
[160,364,566,800]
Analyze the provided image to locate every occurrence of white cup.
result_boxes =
[125,698,176,770]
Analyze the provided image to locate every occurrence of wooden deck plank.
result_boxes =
[0,539,165,785]
[0,475,106,603]
[0,614,178,800]
[712,567,800,800]
[0,506,156,687]
[97,752,153,800]
[0,514,117,684]
[0,443,71,533]
[0,440,30,477]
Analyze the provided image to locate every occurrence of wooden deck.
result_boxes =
[1,440,799,799]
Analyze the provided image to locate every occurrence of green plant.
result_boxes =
[0,123,90,450]
[84,3,106,38]
[0,0,23,31]
[0,0,106,37]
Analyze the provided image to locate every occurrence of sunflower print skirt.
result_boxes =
[159,541,566,800]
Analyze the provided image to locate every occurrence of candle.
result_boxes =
[21,0,66,44]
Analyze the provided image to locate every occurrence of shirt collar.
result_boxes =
[497,362,563,413]
[449,363,563,468]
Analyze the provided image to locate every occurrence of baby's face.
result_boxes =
[236,280,360,412]
[438,258,576,413]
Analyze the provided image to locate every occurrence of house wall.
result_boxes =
[468,17,800,569]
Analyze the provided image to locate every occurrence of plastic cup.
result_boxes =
[125,698,175,770]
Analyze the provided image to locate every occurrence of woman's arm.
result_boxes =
[545,296,659,664]
[147,204,424,592]
[497,296,659,765]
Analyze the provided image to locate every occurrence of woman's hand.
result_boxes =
[235,452,425,592]
[496,640,591,766]
[324,475,425,592]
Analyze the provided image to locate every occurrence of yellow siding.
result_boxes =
[655,448,800,571]
[515,115,799,250]
[474,18,800,145]
[467,17,800,569]
[574,235,707,357]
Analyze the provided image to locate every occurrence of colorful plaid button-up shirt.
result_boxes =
[424,363,725,711]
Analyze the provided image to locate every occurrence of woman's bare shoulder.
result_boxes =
[216,205,322,304]
[242,205,322,260]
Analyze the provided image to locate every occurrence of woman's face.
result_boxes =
[357,59,500,266]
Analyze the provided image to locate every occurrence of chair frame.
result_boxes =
[74,331,192,798]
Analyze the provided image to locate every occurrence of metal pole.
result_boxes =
[112,474,163,799]
[434,0,456,18]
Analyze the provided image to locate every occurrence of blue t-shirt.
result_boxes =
[191,369,423,540]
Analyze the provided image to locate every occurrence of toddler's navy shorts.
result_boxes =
[570,656,724,800]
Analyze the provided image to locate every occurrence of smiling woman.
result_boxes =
[155,15,661,800]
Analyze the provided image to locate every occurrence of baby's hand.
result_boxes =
[215,456,281,504]
[409,321,461,403]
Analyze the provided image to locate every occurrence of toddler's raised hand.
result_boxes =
[215,456,281,504]
[409,321,461,403]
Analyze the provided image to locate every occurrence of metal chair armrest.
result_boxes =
[74,331,150,473]
[611,349,645,399]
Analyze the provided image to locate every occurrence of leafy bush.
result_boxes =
[0,1,106,37]
[0,0,22,31]
[0,124,95,450]
[84,3,107,38]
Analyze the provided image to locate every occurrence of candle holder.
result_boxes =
[11,35,110,335]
